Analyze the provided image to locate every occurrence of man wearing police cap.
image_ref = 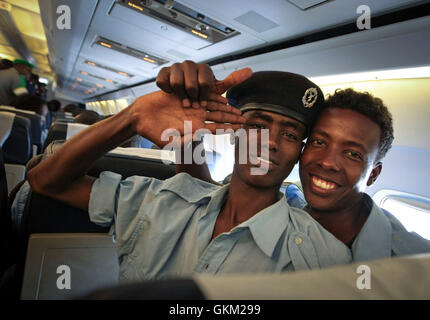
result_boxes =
[160,61,430,261]
[29,63,354,282]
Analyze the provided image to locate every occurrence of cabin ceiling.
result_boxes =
[27,0,427,101]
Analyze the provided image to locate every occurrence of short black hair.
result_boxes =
[0,59,13,69]
[324,88,394,162]
[63,104,83,116]
[9,94,46,115]
[74,110,101,125]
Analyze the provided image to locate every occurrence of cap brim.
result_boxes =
[240,103,307,127]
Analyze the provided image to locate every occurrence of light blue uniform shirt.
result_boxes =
[89,172,430,282]
[89,172,352,282]
[285,184,430,260]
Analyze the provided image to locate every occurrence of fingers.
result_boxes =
[208,92,228,105]
[206,100,242,116]
[170,63,189,107]
[155,67,173,93]
[197,64,215,107]
[214,68,253,95]
[204,123,244,133]
[155,61,216,109]
[182,61,199,108]
[205,110,247,125]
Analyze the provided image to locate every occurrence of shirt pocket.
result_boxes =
[288,231,320,271]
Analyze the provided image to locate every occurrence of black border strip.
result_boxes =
[87,2,430,101]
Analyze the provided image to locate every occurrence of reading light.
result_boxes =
[94,37,168,66]
[100,42,112,48]
[191,29,208,39]
[84,60,133,78]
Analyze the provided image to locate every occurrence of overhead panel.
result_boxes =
[286,0,332,10]
[109,0,240,50]
[84,60,134,78]
[94,37,168,66]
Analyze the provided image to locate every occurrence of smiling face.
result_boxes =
[299,108,382,212]
[233,110,306,189]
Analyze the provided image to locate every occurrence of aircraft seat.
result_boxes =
[43,122,88,151]
[86,253,430,300]
[0,112,31,193]
[21,233,118,300]
[0,106,44,155]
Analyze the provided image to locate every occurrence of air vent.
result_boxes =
[118,0,239,45]
[85,60,134,77]
[94,37,168,66]
[234,11,279,33]
[287,0,331,11]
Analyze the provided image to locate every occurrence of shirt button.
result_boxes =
[295,237,303,245]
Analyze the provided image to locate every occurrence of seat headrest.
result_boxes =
[0,111,15,147]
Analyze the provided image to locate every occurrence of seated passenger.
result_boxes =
[28,67,364,282]
[8,94,48,121]
[62,104,83,117]
[74,110,101,125]
[160,61,430,259]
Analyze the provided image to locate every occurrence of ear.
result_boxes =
[366,162,382,186]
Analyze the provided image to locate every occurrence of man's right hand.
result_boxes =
[156,61,252,108]
[129,90,246,148]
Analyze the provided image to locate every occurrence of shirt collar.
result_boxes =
[241,192,289,258]
[351,194,392,261]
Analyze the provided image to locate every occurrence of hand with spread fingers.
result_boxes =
[156,60,253,109]
[130,90,247,147]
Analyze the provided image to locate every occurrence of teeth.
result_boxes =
[312,176,336,190]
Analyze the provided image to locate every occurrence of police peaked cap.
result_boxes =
[227,71,324,130]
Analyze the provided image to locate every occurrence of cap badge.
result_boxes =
[302,88,318,108]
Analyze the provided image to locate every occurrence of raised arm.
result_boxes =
[156,61,252,183]
[28,90,245,210]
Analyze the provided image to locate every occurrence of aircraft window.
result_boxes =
[374,190,430,240]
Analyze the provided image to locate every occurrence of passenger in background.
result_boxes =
[0,59,13,70]
[74,110,101,125]
[0,59,33,105]
[160,61,430,259]
[47,99,61,113]
[62,103,83,116]
[8,94,48,122]
[45,99,61,128]
[26,74,39,96]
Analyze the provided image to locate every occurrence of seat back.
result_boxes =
[88,147,176,179]
[21,233,118,300]
[0,112,31,194]
[0,106,43,154]
[1,112,31,165]
[43,122,88,151]
[0,147,14,278]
